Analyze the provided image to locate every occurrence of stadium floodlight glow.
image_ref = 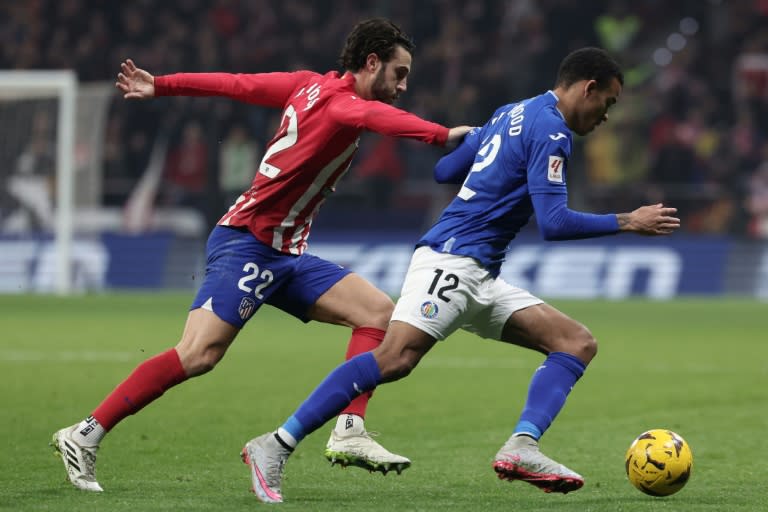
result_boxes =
[0,70,76,295]
[679,17,699,36]
[667,33,687,52]
[653,48,673,67]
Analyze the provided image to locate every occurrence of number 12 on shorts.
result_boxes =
[427,268,459,302]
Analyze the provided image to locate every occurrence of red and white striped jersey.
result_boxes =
[155,70,449,254]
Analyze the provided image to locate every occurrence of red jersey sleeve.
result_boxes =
[154,71,316,108]
[328,95,449,146]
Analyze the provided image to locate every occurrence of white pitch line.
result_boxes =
[0,350,139,362]
[411,355,733,374]
[420,356,533,370]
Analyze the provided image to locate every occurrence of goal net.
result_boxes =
[0,71,112,294]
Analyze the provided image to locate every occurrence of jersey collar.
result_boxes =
[547,90,566,121]
[341,71,357,88]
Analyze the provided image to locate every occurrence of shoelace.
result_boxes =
[80,446,98,480]
[360,430,381,440]
[263,448,289,487]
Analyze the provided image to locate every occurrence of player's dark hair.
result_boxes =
[339,18,415,72]
[555,47,624,89]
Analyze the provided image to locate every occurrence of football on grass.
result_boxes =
[625,429,693,496]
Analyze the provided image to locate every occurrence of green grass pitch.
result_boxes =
[1,294,766,511]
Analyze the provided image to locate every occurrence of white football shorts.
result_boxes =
[390,246,544,341]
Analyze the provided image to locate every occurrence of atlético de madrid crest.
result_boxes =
[238,296,256,320]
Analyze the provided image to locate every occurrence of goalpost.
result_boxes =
[0,70,76,295]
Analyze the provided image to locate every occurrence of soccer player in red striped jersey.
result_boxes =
[52,18,471,494]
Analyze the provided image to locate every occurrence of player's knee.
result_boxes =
[549,323,597,364]
[194,350,222,375]
[176,343,227,377]
[571,324,597,364]
[386,357,417,381]
[377,351,418,382]
[357,295,395,330]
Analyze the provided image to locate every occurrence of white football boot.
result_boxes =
[325,414,411,475]
[51,424,103,492]
[241,432,292,503]
[493,435,584,493]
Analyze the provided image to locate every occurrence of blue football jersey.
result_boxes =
[419,91,572,276]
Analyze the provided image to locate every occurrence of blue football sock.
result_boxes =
[279,352,381,444]
[513,351,586,440]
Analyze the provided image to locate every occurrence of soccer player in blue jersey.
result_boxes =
[242,47,681,502]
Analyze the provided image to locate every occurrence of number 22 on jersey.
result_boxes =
[259,104,298,179]
[257,83,321,179]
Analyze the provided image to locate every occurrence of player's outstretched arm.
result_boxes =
[617,203,681,236]
[434,127,481,184]
[115,59,155,99]
[445,125,474,150]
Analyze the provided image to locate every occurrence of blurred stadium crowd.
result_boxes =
[2,0,768,237]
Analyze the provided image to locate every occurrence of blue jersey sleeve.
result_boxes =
[526,116,619,240]
[527,129,570,196]
[434,128,482,184]
[531,192,619,240]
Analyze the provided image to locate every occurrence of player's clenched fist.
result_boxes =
[618,203,681,236]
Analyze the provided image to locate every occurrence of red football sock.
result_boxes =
[340,327,385,419]
[92,348,188,431]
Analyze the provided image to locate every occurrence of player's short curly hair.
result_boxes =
[338,18,415,72]
[555,47,624,89]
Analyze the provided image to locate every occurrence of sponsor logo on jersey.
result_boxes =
[548,155,564,183]
[238,296,256,320]
[420,301,439,319]
[549,132,567,141]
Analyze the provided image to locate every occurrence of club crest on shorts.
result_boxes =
[238,296,256,320]
[420,301,439,319]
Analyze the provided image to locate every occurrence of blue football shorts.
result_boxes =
[190,226,351,328]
